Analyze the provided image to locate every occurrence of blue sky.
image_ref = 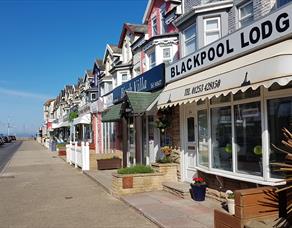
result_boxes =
[0,0,147,136]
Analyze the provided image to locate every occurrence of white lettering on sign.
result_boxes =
[166,4,292,83]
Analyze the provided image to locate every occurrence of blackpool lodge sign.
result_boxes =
[166,3,292,83]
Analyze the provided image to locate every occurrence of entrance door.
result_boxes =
[184,105,197,182]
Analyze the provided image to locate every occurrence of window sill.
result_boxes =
[195,165,286,186]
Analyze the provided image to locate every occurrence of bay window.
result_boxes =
[234,102,262,176]
[211,106,232,171]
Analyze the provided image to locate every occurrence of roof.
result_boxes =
[95,59,105,71]
[118,23,147,48]
[125,90,161,114]
[143,0,181,24]
[44,98,55,106]
[109,44,122,54]
[102,103,122,122]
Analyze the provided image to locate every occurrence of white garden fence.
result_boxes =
[66,142,90,171]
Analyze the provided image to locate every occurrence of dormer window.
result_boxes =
[152,16,158,36]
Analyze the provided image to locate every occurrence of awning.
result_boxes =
[59,121,70,127]
[125,90,161,114]
[102,103,122,122]
[52,122,61,129]
[158,40,292,109]
[73,113,91,125]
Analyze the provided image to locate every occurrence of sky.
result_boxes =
[0,0,147,136]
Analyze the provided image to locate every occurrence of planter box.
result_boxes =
[97,158,121,170]
[151,163,178,182]
[112,172,164,195]
[58,149,66,156]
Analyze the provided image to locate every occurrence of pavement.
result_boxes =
[0,141,157,228]
[83,169,222,228]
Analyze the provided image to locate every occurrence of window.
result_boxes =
[149,51,156,69]
[122,73,128,83]
[234,102,262,176]
[198,110,209,167]
[134,67,140,77]
[183,24,196,56]
[91,93,97,101]
[187,117,195,142]
[204,17,221,45]
[268,96,292,178]
[238,1,253,28]
[278,0,292,7]
[162,47,172,65]
[211,106,232,171]
[152,16,158,36]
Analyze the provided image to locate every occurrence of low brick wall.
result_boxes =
[151,163,178,182]
[112,172,164,195]
[112,163,178,195]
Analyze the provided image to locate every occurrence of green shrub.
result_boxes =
[117,165,154,174]
[56,143,66,149]
[157,156,172,163]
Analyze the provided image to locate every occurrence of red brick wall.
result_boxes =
[165,105,180,148]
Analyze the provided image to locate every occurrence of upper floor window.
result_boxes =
[152,16,158,36]
[277,0,292,7]
[162,47,172,65]
[238,1,253,28]
[204,17,221,45]
[149,51,156,69]
[121,73,128,83]
[183,24,196,56]
[91,93,97,101]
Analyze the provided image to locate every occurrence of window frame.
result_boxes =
[148,50,156,69]
[183,86,290,185]
[204,16,221,46]
[238,1,253,28]
[183,24,196,57]
[162,47,172,65]
[152,16,158,36]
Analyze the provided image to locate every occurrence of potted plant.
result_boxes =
[190,177,207,201]
[226,190,235,215]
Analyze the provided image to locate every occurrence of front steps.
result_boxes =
[162,181,191,199]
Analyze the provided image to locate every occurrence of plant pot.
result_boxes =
[190,184,207,201]
[226,198,235,215]
[97,158,122,170]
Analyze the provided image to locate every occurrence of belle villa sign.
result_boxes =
[113,63,165,103]
[166,3,292,83]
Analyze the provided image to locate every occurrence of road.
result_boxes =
[0,141,156,228]
[0,140,22,173]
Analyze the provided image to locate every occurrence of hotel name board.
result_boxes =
[113,63,165,103]
[166,3,292,83]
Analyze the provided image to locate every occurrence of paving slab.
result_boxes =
[0,141,156,228]
[83,168,224,228]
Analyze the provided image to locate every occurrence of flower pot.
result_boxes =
[226,198,235,215]
[190,184,207,201]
